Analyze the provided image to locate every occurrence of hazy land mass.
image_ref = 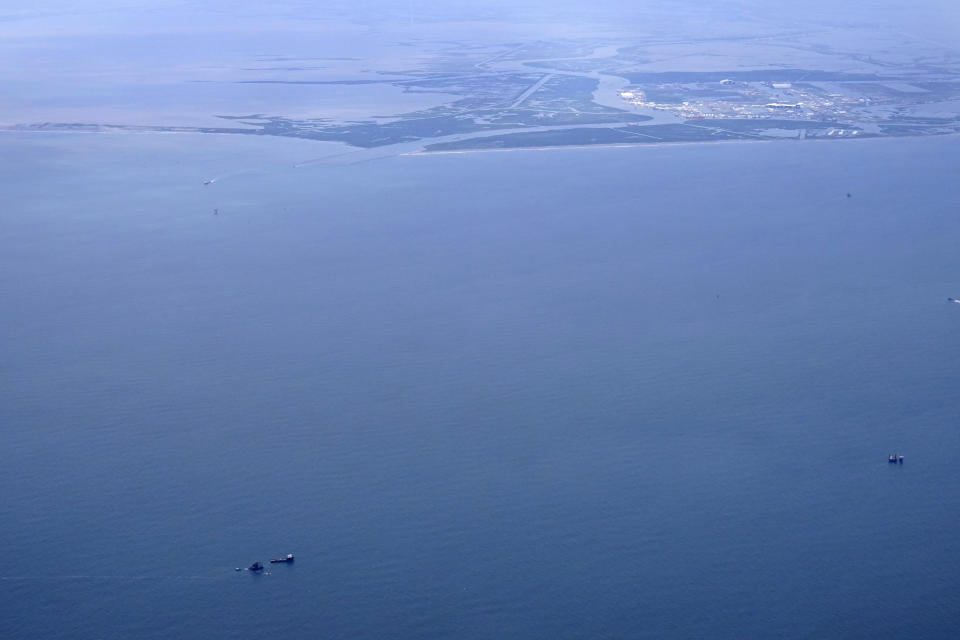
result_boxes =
[4,3,960,153]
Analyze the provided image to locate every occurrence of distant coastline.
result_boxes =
[5,121,958,159]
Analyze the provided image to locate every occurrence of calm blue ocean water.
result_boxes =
[2,132,959,639]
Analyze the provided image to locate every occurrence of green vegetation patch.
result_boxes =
[424,123,750,151]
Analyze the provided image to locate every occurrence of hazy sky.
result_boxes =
[2,1,959,36]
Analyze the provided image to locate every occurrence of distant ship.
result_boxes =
[248,561,264,571]
[888,454,904,464]
[949,298,960,304]
[203,179,214,185]
[270,554,295,564]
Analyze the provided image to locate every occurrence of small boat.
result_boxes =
[270,554,295,564]
[888,454,904,464]
[248,561,264,571]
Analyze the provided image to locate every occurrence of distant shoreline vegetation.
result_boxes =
[8,55,960,152]
[12,111,954,154]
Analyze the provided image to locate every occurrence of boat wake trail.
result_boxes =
[294,143,424,168]
[293,149,368,168]
[202,169,256,185]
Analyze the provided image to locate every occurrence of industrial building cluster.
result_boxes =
[618,79,888,122]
